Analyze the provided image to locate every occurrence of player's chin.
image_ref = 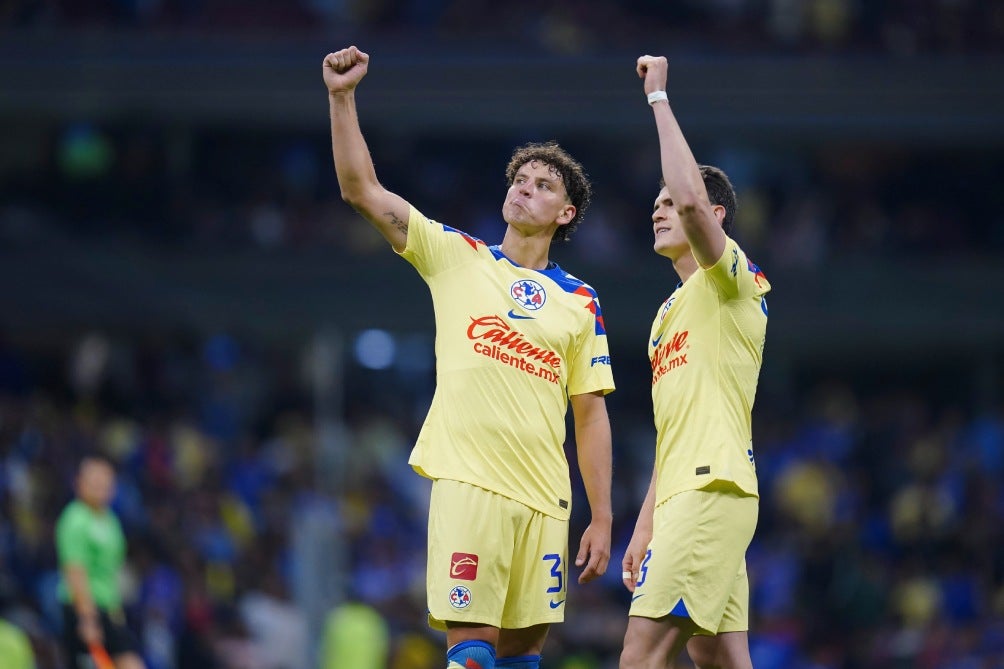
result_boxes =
[503,207,524,225]
[655,236,685,256]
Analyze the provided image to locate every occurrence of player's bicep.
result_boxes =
[680,202,727,269]
[570,390,609,430]
[348,187,412,253]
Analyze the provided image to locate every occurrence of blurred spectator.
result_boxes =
[0,617,35,669]
[318,600,389,669]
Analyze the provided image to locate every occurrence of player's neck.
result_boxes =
[672,252,699,283]
[80,499,107,513]
[500,228,552,270]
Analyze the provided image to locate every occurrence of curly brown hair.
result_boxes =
[505,141,592,243]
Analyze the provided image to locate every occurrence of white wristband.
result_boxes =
[647,90,668,106]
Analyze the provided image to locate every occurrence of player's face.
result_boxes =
[503,160,575,235]
[652,186,689,259]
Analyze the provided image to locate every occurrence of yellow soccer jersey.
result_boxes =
[401,207,615,520]
[649,236,770,504]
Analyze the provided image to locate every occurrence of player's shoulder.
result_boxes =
[56,500,86,527]
[434,221,488,250]
[540,264,600,300]
[708,236,770,293]
[408,206,487,249]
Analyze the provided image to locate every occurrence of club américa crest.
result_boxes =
[449,585,472,609]
[510,279,546,311]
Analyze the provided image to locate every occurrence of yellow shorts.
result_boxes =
[427,479,569,631]
[628,481,758,635]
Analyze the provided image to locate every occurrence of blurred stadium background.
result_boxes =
[2,1,1004,668]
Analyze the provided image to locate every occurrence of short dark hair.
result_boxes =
[505,141,592,243]
[659,165,737,237]
[78,452,116,472]
[700,165,737,236]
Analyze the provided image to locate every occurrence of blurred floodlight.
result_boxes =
[354,329,395,370]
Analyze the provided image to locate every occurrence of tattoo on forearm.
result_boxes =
[385,211,408,235]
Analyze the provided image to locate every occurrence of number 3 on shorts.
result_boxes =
[637,549,652,587]
[542,554,563,594]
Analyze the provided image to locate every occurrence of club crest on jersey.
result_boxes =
[658,296,677,323]
[510,279,546,311]
[449,585,472,609]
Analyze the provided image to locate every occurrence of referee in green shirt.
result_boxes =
[56,455,146,669]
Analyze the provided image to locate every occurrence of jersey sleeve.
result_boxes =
[566,292,616,397]
[399,206,486,280]
[55,506,88,566]
[702,236,771,301]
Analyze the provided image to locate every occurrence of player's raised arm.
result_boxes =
[324,46,412,253]
[637,55,726,268]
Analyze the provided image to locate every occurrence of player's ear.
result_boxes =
[557,204,575,226]
[711,204,727,229]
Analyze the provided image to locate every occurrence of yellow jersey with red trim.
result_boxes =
[649,236,770,504]
[400,207,615,520]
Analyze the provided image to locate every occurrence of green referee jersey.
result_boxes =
[55,500,126,610]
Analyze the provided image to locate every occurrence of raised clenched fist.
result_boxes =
[636,55,668,96]
[323,46,370,94]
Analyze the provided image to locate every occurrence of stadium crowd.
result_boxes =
[2,0,1003,56]
[1,123,1001,268]
[1,323,1003,668]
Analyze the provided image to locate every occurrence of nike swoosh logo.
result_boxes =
[549,599,565,609]
[507,309,535,320]
[631,594,645,602]
[651,333,663,347]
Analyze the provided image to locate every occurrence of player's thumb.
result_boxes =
[356,49,370,64]
[575,536,589,566]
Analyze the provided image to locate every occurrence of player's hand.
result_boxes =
[575,519,611,584]
[636,55,668,96]
[78,613,103,646]
[621,528,652,593]
[323,46,370,94]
